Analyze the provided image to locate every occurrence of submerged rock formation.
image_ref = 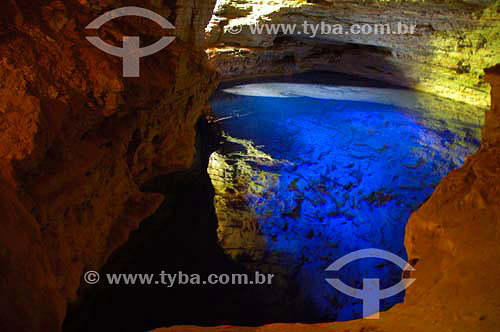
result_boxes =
[154,67,500,332]
[207,80,483,322]
[206,0,500,109]
[0,1,217,331]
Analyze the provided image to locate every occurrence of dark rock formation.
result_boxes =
[62,118,283,331]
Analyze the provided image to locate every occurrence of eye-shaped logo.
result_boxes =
[325,248,416,319]
[85,6,175,77]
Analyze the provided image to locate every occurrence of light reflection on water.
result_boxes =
[209,83,482,321]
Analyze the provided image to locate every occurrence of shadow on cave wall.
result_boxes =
[62,118,296,332]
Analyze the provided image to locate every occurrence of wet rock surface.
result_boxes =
[63,119,287,331]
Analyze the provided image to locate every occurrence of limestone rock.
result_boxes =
[207,0,500,109]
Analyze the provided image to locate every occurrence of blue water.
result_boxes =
[210,86,481,321]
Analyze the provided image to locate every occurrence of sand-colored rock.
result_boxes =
[207,0,500,109]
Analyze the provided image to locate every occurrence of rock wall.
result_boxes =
[0,1,217,331]
[206,0,500,109]
[62,119,287,331]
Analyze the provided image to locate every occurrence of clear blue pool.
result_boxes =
[209,82,482,321]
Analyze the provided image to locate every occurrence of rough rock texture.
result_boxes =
[62,119,285,331]
[0,0,217,331]
[154,66,500,331]
[206,0,500,109]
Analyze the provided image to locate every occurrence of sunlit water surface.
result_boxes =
[208,82,482,321]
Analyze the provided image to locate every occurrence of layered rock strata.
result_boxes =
[207,0,500,109]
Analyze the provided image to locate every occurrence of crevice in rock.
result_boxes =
[62,117,296,332]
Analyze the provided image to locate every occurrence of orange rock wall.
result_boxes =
[0,1,217,331]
